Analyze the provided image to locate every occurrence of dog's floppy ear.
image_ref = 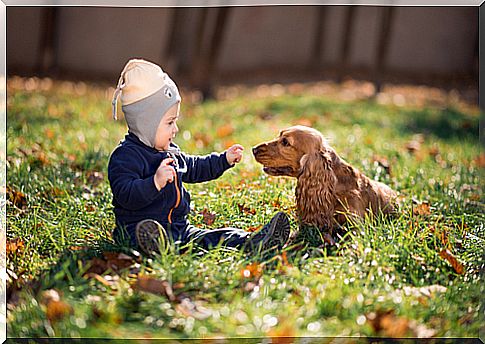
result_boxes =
[296,150,337,230]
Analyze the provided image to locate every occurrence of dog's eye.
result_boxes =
[281,137,290,147]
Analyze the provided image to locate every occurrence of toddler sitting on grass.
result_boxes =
[108,59,290,255]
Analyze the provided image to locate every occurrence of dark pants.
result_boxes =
[113,220,252,251]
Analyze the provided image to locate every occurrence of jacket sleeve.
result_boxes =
[108,146,160,210]
[181,151,234,183]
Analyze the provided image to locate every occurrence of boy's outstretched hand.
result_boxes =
[226,144,244,165]
[154,158,176,191]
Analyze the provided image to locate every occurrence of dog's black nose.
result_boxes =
[252,146,259,155]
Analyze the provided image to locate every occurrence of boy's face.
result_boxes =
[154,102,180,151]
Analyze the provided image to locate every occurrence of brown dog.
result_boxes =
[253,125,397,233]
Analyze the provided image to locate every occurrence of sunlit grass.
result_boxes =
[6,77,484,338]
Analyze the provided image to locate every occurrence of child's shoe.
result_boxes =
[135,219,169,255]
[246,212,290,253]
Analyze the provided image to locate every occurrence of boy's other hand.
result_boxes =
[154,158,176,191]
[226,144,244,165]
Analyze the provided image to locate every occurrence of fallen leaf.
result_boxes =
[69,245,90,251]
[216,124,234,138]
[272,199,282,208]
[86,171,104,187]
[323,232,336,246]
[473,154,485,168]
[439,249,464,274]
[372,155,391,175]
[223,139,236,150]
[366,310,410,337]
[42,289,73,322]
[6,238,24,256]
[194,132,211,148]
[103,252,135,273]
[246,225,262,233]
[267,320,296,342]
[258,112,274,121]
[200,208,216,226]
[84,273,117,287]
[84,257,109,275]
[7,186,27,209]
[45,128,55,139]
[428,225,450,248]
[135,275,176,301]
[405,140,421,154]
[240,262,263,279]
[238,204,256,215]
[295,118,314,127]
[428,146,440,158]
[85,204,96,212]
[413,202,431,216]
[33,151,49,166]
[46,300,73,322]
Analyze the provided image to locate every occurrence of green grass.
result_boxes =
[6,77,484,339]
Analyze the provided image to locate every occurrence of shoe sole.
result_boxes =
[135,220,168,255]
[260,212,290,251]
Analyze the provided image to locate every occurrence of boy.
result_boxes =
[109,59,290,255]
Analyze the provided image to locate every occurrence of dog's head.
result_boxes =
[252,125,327,177]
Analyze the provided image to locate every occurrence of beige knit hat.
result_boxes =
[112,59,181,147]
[112,59,180,119]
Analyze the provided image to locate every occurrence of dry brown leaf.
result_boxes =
[238,203,256,215]
[439,249,464,274]
[85,204,96,212]
[267,320,296,343]
[200,208,216,226]
[473,154,485,168]
[6,238,24,256]
[367,310,410,337]
[135,275,176,301]
[84,273,114,287]
[69,245,90,251]
[86,171,104,187]
[413,202,431,216]
[194,132,211,148]
[323,232,336,246]
[103,252,135,273]
[223,139,236,150]
[428,146,440,158]
[33,151,49,166]
[240,262,263,279]
[45,128,55,139]
[84,257,109,275]
[405,140,421,154]
[46,300,73,322]
[7,186,27,209]
[246,225,262,233]
[295,118,314,127]
[216,124,234,138]
[42,290,73,322]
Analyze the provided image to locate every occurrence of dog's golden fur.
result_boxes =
[253,126,397,232]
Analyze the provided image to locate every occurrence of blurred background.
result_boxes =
[7,6,479,101]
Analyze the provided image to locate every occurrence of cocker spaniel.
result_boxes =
[253,125,397,234]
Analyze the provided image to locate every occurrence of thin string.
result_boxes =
[111,60,137,120]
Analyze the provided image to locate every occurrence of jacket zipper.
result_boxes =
[167,172,181,224]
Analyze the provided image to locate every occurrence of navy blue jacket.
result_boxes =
[108,132,233,231]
